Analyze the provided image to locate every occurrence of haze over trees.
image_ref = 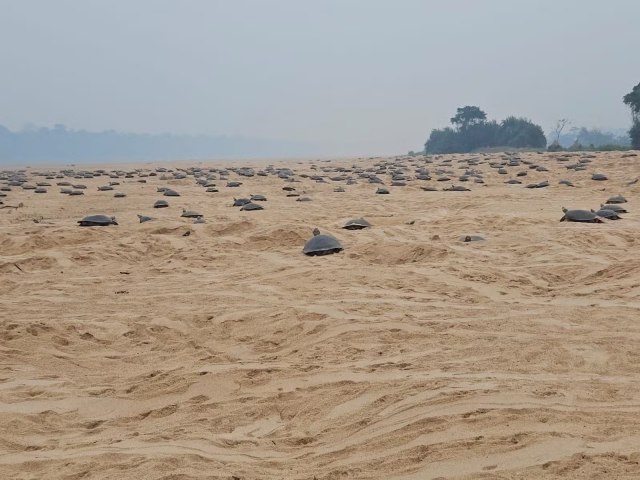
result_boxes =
[623,82,640,149]
[0,124,316,164]
[424,106,546,154]
[552,127,630,150]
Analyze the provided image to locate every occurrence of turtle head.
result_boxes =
[561,207,568,213]
[312,227,321,236]
[111,216,118,225]
[464,235,472,242]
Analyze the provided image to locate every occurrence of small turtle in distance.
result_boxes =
[78,215,118,226]
[343,218,371,230]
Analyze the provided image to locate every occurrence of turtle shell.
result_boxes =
[181,210,203,218]
[303,234,343,256]
[154,200,169,208]
[561,209,602,222]
[606,195,627,204]
[592,209,621,220]
[600,204,627,213]
[78,215,117,226]
[240,202,263,211]
[233,198,251,206]
[343,218,371,230]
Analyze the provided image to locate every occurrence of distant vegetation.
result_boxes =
[0,124,313,164]
[424,106,546,154]
[548,127,630,152]
[624,82,640,149]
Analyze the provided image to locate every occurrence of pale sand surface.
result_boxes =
[1,152,640,479]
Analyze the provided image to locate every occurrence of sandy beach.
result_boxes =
[1,151,640,479]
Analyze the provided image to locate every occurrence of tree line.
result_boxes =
[424,106,547,154]
[425,81,640,154]
[0,124,313,164]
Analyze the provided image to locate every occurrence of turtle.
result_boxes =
[206,187,219,192]
[233,197,251,207]
[97,185,114,191]
[163,189,180,196]
[303,230,343,256]
[193,217,206,224]
[444,185,470,191]
[137,214,156,223]
[559,179,574,187]
[505,179,522,184]
[78,215,118,226]
[240,202,264,211]
[421,186,438,191]
[591,173,608,181]
[226,181,242,187]
[296,196,312,202]
[606,195,627,204]
[516,171,528,177]
[154,199,169,208]
[34,187,47,193]
[60,188,73,194]
[560,208,603,223]
[600,204,627,213]
[591,208,621,220]
[343,218,371,230]
[334,186,346,192]
[113,192,127,198]
[376,187,390,194]
[69,190,85,196]
[250,194,267,201]
[181,209,203,218]
[461,235,485,242]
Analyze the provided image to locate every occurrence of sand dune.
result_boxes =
[1,152,640,479]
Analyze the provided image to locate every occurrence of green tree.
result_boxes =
[498,117,546,149]
[624,82,640,149]
[450,106,487,130]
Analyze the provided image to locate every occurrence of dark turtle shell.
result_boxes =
[240,202,263,211]
[376,187,389,194]
[303,234,343,256]
[560,208,602,223]
[154,200,169,208]
[343,218,371,230]
[606,195,627,204]
[600,204,627,213]
[163,189,180,196]
[78,215,118,226]
[592,209,621,220]
[233,197,251,206]
[591,173,608,181]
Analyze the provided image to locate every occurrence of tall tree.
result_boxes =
[624,82,640,149]
[450,106,487,130]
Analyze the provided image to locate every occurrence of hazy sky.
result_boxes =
[1,0,639,155]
